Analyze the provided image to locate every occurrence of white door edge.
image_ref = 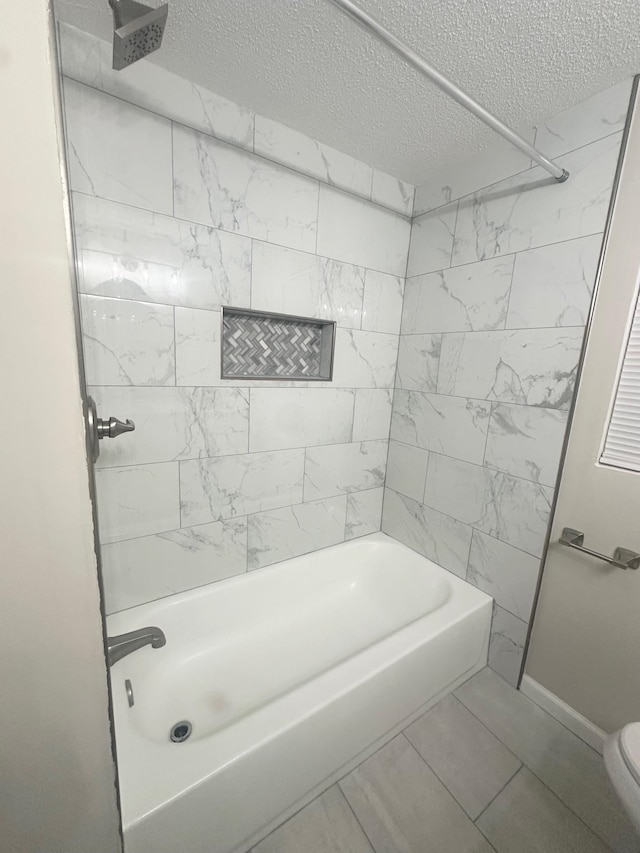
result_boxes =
[520,675,607,754]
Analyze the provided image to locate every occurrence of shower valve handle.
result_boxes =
[97,415,136,440]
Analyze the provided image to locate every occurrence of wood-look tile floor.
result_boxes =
[252,668,639,853]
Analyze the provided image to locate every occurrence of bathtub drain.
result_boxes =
[170,721,192,743]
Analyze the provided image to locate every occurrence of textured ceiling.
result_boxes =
[54,0,640,185]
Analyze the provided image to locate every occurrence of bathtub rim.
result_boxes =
[107,532,493,833]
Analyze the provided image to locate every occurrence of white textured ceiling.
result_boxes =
[54,0,640,185]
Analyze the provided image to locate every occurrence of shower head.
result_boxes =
[108,0,168,70]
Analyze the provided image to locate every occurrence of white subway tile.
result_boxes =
[249,388,354,452]
[73,193,251,311]
[173,124,319,252]
[346,488,384,539]
[59,24,254,149]
[180,449,305,526]
[254,115,372,198]
[407,203,457,277]
[251,242,364,329]
[63,78,172,214]
[90,386,249,467]
[81,295,175,386]
[361,270,404,335]
[102,518,247,613]
[304,441,387,501]
[248,496,346,570]
[95,462,180,543]
[317,185,411,277]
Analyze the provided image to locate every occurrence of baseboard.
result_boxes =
[520,675,607,754]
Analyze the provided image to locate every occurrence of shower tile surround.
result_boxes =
[384,77,632,685]
[59,24,411,615]
[60,24,630,687]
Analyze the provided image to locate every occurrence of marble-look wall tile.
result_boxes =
[254,115,372,198]
[304,440,387,501]
[73,194,251,310]
[248,496,347,570]
[352,390,393,442]
[488,605,528,687]
[90,386,249,467]
[174,306,344,390]
[484,403,568,487]
[467,531,540,622]
[63,79,172,214]
[95,462,180,544]
[382,489,472,578]
[535,78,632,159]
[333,329,398,388]
[346,488,385,540]
[424,454,553,558]
[395,335,441,392]
[406,202,457,277]
[173,124,319,252]
[361,270,405,335]
[413,127,536,216]
[506,234,602,329]
[251,242,364,329]
[59,24,254,150]
[316,185,411,277]
[453,132,621,266]
[391,391,490,465]
[62,29,412,612]
[101,518,247,613]
[385,441,429,503]
[81,294,175,386]
[174,306,220,386]
[402,257,514,335]
[371,171,415,217]
[180,449,305,526]
[437,328,584,409]
[249,388,354,452]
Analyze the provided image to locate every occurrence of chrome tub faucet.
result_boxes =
[106,626,166,666]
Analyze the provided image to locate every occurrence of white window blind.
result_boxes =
[601,287,640,472]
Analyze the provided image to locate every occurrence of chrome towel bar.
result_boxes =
[559,528,640,570]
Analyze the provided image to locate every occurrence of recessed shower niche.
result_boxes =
[221,307,336,381]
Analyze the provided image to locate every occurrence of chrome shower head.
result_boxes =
[108,0,168,70]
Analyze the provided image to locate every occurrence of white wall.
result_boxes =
[58,25,413,614]
[382,78,632,685]
[0,3,121,852]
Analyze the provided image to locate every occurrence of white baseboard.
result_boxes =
[520,675,607,754]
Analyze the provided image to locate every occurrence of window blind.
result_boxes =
[601,287,640,472]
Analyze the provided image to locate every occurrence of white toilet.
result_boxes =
[604,722,640,834]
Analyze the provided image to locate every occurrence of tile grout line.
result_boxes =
[454,669,605,762]
[102,484,384,550]
[516,766,619,852]
[339,783,384,853]
[400,732,491,820]
[70,188,409,282]
[410,125,624,223]
[80,290,407,339]
[63,74,414,221]
[379,485,546,565]
[404,229,605,280]
[448,199,460,268]
[501,252,518,330]
[472,763,524,824]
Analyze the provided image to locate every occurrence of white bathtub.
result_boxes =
[107,532,492,853]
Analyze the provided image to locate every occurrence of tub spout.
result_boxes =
[107,626,166,666]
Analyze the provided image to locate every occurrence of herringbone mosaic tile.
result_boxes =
[222,311,325,378]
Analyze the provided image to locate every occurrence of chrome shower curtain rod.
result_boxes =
[327,0,569,183]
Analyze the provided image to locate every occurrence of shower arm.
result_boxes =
[327,0,569,183]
